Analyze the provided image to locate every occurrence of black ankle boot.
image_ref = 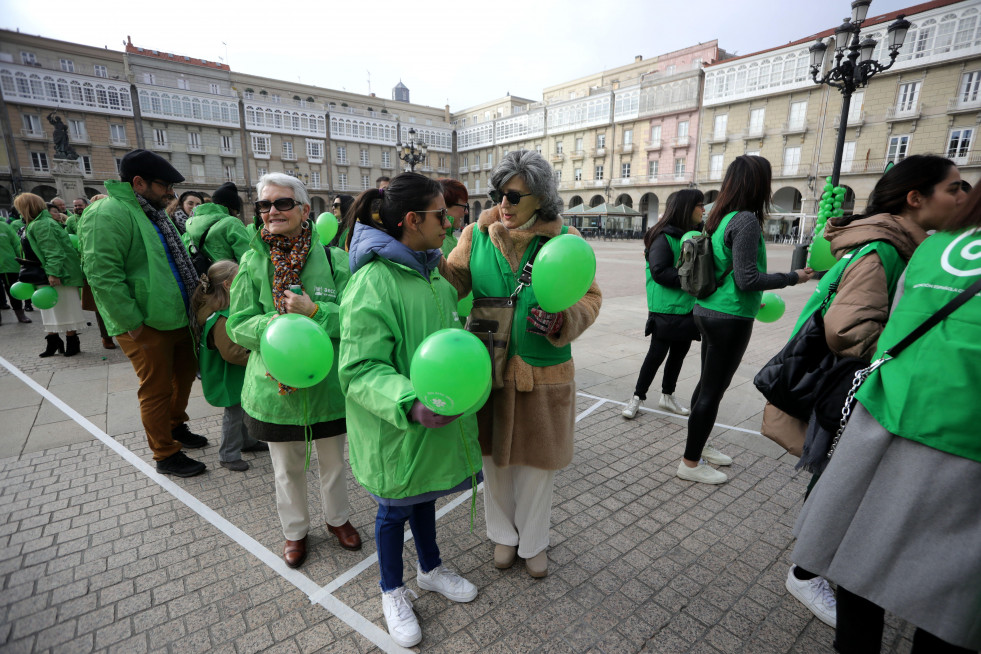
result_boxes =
[65,334,81,357]
[40,334,65,357]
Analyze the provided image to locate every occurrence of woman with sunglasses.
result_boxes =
[437,178,468,258]
[227,173,362,569]
[339,172,482,647]
[330,194,355,249]
[445,150,602,578]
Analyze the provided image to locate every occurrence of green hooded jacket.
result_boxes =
[339,232,481,500]
[77,180,190,336]
[26,211,84,286]
[0,219,20,274]
[182,203,251,264]
[64,214,79,235]
[226,236,345,425]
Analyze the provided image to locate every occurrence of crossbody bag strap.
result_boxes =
[512,235,552,298]
[197,219,217,254]
[818,242,877,312]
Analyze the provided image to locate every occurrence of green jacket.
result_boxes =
[64,214,79,235]
[26,211,84,286]
[697,211,766,318]
[441,230,458,259]
[78,180,190,336]
[8,219,24,233]
[339,249,481,500]
[183,203,251,264]
[227,236,344,425]
[0,219,20,274]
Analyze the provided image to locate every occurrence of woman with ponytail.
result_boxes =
[339,172,482,648]
[227,173,361,569]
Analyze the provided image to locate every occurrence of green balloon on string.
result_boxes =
[531,234,596,313]
[10,282,35,301]
[757,292,786,323]
[463,376,492,416]
[457,292,474,318]
[260,314,334,388]
[808,233,837,271]
[32,286,59,310]
[69,234,80,251]
[316,212,338,245]
[410,328,491,416]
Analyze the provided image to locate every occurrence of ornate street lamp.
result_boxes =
[809,1,910,186]
[396,127,428,172]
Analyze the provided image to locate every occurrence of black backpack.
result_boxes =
[188,220,217,277]
[678,228,731,300]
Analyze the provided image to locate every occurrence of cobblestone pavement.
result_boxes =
[0,241,918,653]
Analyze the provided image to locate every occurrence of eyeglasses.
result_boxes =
[151,180,175,193]
[452,203,470,215]
[414,208,448,222]
[255,198,303,213]
[489,189,533,205]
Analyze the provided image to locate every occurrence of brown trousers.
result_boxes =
[117,326,197,461]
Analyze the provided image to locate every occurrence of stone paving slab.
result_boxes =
[0,242,919,653]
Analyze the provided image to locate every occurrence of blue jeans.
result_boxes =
[375,500,441,592]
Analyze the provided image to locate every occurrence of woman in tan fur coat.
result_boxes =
[444,150,601,578]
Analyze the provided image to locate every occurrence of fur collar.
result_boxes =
[476,205,564,271]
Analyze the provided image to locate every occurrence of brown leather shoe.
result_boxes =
[327,521,362,551]
[283,537,307,568]
[102,337,116,349]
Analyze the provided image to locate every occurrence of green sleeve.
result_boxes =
[30,219,70,280]
[225,219,252,263]
[339,268,415,431]
[330,247,352,298]
[312,300,341,339]
[64,215,78,235]
[80,207,143,332]
[226,250,278,351]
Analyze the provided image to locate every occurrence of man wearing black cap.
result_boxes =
[78,149,209,477]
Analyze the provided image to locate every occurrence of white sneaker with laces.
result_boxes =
[786,566,837,627]
[658,393,690,416]
[676,460,728,484]
[381,586,421,647]
[416,563,478,602]
[701,444,733,466]
[622,395,642,419]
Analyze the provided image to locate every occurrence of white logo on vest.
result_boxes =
[940,228,981,277]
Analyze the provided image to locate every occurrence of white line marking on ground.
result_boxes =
[575,391,763,436]
[0,356,412,654]
[576,399,607,423]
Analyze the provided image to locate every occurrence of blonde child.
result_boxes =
[191,260,266,471]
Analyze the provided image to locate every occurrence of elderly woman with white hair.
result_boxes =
[445,150,602,578]
[227,172,362,569]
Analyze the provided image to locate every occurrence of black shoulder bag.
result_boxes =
[188,221,217,277]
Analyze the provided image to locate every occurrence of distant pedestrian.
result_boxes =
[622,189,704,420]
[183,182,250,264]
[437,178,467,258]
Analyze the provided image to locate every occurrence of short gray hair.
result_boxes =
[256,173,309,206]
[489,150,562,222]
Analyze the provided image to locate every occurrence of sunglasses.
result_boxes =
[489,189,533,205]
[414,208,448,221]
[255,198,303,214]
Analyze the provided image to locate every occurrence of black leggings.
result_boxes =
[633,337,692,399]
[1,272,24,311]
[835,587,974,654]
[683,315,753,462]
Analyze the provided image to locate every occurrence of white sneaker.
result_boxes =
[416,563,478,602]
[701,444,732,466]
[786,566,837,627]
[658,393,690,415]
[676,460,728,484]
[381,586,421,647]
[622,395,642,419]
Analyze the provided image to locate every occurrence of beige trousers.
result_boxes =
[268,437,351,541]
[482,456,555,559]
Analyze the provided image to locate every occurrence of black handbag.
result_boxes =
[16,234,47,285]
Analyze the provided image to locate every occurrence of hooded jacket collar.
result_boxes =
[348,221,442,277]
[825,212,928,261]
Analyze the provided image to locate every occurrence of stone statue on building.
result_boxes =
[47,112,79,160]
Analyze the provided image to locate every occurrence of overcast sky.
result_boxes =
[3,0,916,111]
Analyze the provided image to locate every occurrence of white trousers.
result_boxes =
[482,456,555,559]
[268,437,351,541]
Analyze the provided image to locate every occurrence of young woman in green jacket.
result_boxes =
[339,173,482,648]
[14,193,87,356]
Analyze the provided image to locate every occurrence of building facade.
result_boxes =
[696,0,981,239]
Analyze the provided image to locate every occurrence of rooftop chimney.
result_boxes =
[635,55,642,62]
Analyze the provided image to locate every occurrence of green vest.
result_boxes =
[646,232,695,315]
[469,226,571,367]
[790,241,905,338]
[696,211,766,318]
[199,310,246,408]
[856,229,981,463]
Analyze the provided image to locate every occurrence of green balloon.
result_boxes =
[531,234,596,313]
[463,376,492,416]
[410,328,491,416]
[69,234,80,251]
[32,286,59,310]
[808,234,837,271]
[316,212,338,245]
[824,183,833,192]
[757,292,786,323]
[260,314,334,388]
[681,230,701,242]
[457,292,474,318]
[833,200,842,209]
[10,281,35,301]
